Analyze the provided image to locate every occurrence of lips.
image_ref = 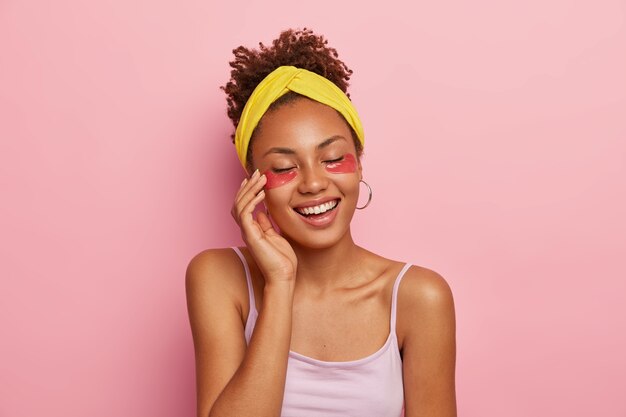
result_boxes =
[294,199,338,216]
[292,198,341,227]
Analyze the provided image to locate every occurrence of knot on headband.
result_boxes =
[234,66,365,169]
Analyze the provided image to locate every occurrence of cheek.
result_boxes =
[325,153,357,174]
[264,170,298,190]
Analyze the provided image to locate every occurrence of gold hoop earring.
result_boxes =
[356,180,372,210]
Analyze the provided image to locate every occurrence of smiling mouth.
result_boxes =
[293,199,340,217]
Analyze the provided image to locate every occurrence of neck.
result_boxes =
[288,229,364,290]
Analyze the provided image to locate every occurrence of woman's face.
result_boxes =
[250,97,362,249]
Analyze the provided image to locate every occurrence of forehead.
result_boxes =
[251,98,355,153]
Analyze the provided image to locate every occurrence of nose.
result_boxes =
[297,164,329,195]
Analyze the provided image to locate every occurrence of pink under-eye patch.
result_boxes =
[325,153,357,174]
[263,154,357,189]
[264,169,298,190]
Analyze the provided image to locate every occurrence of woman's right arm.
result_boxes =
[186,171,297,417]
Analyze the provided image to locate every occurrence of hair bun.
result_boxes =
[221,28,353,143]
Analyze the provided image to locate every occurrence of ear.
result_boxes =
[357,154,363,181]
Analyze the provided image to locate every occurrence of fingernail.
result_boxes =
[240,178,247,186]
[252,169,259,178]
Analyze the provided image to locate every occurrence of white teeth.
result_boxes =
[297,200,338,216]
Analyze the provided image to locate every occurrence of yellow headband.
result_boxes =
[234,66,365,168]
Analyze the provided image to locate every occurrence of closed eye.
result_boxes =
[272,167,296,173]
[324,156,344,164]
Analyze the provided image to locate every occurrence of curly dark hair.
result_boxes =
[221,28,362,167]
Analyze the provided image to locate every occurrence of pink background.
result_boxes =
[1,0,625,416]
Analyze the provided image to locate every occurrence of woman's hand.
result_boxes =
[231,169,297,283]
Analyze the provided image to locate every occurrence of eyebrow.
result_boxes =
[262,135,347,157]
[318,135,347,150]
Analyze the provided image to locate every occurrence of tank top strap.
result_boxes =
[390,263,412,334]
[231,246,258,317]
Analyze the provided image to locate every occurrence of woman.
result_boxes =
[186,28,457,417]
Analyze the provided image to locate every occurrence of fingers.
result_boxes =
[256,211,278,236]
[231,170,267,223]
[233,171,255,207]
[235,169,261,201]
[237,188,265,226]
[235,170,266,210]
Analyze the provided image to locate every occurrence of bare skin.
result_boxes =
[186,97,457,417]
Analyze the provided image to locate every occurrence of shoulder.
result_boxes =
[396,265,456,347]
[399,265,455,307]
[186,247,243,281]
[185,247,249,309]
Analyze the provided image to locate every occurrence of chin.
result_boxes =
[278,213,356,251]
[283,229,350,251]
